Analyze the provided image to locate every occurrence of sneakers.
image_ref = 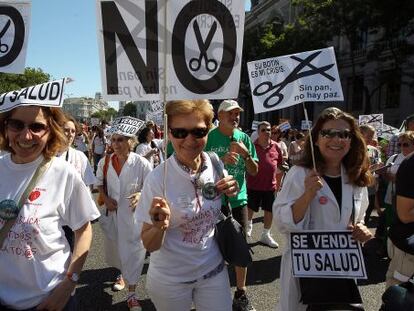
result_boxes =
[233,292,256,311]
[260,233,279,248]
[112,275,125,291]
[127,294,142,311]
[246,222,253,237]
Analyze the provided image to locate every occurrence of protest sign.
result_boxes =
[377,123,399,140]
[0,78,67,113]
[90,117,100,126]
[301,120,312,130]
[149,100,164,113]
[96,0,245,101]
[146,110,163,126]
[279,121,291,132]
[358,114,383,132]
[0,1,31,73]
[107,116,145,137]
[247,47,344,114]
[251,120,259,131]
[290,231,367,279]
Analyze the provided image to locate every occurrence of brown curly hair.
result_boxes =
[299,107,373,187]
[0,106,68,160]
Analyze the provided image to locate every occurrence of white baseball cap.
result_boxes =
[218,99,244,113]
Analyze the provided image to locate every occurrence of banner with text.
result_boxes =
[290,231,367,279]
[96,0,245,101]
[0,78,67,113]
[247,47,344,114]
[378,123,399,140]
[107,116,145,137]
[358,114,383,132]
[301,120,312,130]
[0,1,31,74]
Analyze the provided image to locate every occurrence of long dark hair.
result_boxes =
[299,107,373,187]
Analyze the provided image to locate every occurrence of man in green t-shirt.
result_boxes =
[205,99,258,311]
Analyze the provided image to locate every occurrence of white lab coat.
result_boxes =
[96,152,152,284]
[273,165,369,311]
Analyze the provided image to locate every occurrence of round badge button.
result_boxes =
[0,199,19,220]
[202,182,218,200]
[319,196,328,205]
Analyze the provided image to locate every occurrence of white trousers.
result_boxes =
[146,266,232,311]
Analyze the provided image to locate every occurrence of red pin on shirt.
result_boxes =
[319,196,328,205]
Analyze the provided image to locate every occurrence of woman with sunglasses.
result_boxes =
[135,100,239,311]
[273,107,373,310]
[96,131,152,311]
[0,105,100,310]
[135,127,161,168]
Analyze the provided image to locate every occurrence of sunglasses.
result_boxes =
[261,128,271,132]
[111,137,127,143]
[5,118,48,135]
[398,142,412,148]
[169,127,209,139]
[319,129,352,140]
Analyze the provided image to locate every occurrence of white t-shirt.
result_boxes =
[135,142,154,167]
[135,152,223,283]
[58,147,97,186]
[0,155,100,309]
[93,135,106,155]
[384,153,406,205]
[74,134,88,152]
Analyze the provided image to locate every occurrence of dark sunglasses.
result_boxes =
[111,137,127,143]
[169,127,209,139]
[320,129,352,139]
[398,142,412,148]
[261,128,271,132]
[5,118,48,135]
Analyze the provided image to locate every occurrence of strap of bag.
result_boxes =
[0,157,53,248]
[102,154,110,216]
[206,151,232,217]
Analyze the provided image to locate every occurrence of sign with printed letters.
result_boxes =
[0,1,31,74]
[251,120,259,131]
[377,123,399,140]
[0,78,67,113]
[290,231,367,279]
[107,116,145,137]
[96,0,245,101]
[279,121,291,132]
[301,120,312,130]
[358,114,383,132]
[247,47,344,114]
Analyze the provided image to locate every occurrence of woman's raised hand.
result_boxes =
[304,170,323,199]
[149,197,170,231]
[216,175,239,197]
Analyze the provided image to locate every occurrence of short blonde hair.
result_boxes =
[399,131,414,143]
[165,100,214,129]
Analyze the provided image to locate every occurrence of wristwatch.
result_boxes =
[66,272,80,283]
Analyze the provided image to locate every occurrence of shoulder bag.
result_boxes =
[207,151,252,267]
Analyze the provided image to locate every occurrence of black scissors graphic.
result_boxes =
[253,51,335,108]
[189,20,218,73]
[0,19,11,53]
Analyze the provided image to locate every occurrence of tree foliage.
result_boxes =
[91,107,118,121]
[121,103,137,117]
[0,67,50,93]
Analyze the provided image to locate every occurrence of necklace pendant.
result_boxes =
[0,199,19,220]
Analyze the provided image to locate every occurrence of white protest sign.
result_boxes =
[279,121,291,132]
[96,0,245,101]
[146,110,163,126]
[358,114,384,132]
[290,231,367,279]
[107,116,145,137]
[251,120,259,131]
[149,99,164,113]
[247,47,344,114]
[90,117,100,126]
[0,1,31,74]
[0,78,67,112]
[301,120,312,130]
[377,123,399,140]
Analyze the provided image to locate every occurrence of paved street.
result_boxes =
[76,208,388,311]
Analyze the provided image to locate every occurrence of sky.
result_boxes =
[25,1,252,109]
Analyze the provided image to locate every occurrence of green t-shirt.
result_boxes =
[205,127,258,208]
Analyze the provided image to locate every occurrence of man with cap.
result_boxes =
[205,99,258,311]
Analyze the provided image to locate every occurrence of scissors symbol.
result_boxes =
[0,19,11,54]
[253,51,335,108]
[189,20,218,73]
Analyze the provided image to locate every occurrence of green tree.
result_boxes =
[0,67,50,93]
[91,107,118,121]
[122,103,137,117]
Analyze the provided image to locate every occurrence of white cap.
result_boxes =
[218,100,244,113]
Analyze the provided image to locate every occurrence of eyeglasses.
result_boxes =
[111,137,126,143]
[169,127,209,139]
[64,128,76,134]
[398,142,412,148]
[319,129,352,140]
[261,128,271,133]
[5,118,49,135]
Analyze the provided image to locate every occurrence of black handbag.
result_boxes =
[299,193,364,310]
[381,274,414,311]
[207,152,253,267]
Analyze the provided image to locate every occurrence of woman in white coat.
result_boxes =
[273,107,374,311]
[96,133,152,311]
